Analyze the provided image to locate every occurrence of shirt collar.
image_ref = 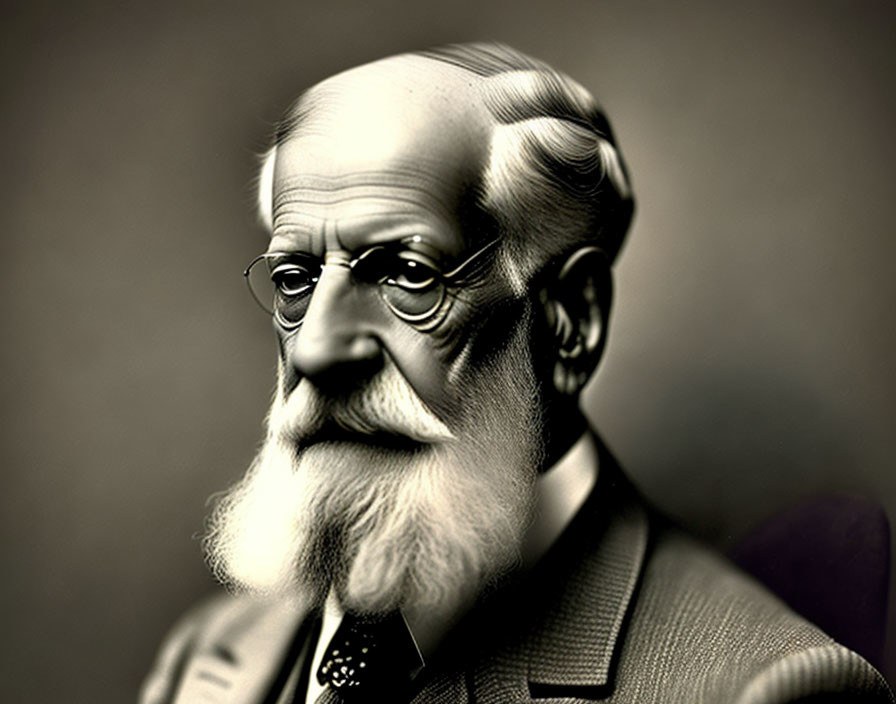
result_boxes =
[521,431,600,566]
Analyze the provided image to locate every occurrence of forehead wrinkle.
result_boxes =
[271,201,459,252]
[274,166,461,191]
[272,202,465,245]
[274,189,448,216]
[271,209,461,255]
[273,170,460,223]
[274,209,430,228]
[267,218,316,253]
[269,215,317,239]
[271,192,456,248]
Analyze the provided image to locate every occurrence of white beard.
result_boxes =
[204,318,543,621]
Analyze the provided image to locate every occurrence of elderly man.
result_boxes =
[141,44,893,704]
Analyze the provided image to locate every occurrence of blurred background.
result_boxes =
[2,1,894,701]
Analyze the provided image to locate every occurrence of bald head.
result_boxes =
[259,43,634,288]
[281,55,491,178]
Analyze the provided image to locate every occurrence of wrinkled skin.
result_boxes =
[268,56,539,441]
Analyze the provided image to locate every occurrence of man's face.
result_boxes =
[205,57,546,620]
[268,57,515,421]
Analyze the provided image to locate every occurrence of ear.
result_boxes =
[539,247,613,396]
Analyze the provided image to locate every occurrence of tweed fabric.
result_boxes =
[597,528,893,703]
[309,674,468,704]
[140,435,894,704]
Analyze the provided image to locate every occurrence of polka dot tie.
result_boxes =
[316,611,424,701]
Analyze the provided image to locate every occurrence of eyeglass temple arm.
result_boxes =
[443,238,501,279]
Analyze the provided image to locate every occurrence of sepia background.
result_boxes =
[2,1,894,701]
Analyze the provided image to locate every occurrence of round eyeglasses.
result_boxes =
[244,238,500,329]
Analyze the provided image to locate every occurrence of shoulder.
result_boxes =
[614,524,893,703]
[139,593,308,704]
[139,594,235,704]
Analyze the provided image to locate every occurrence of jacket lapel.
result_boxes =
[470,435,650,702]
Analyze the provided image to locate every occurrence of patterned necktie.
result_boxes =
[316,611,424,701]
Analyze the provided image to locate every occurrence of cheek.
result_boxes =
[273,311,459,418]
[386,295,532,422]
[381,322,457,419]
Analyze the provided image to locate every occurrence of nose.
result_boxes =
[288,263,384,390]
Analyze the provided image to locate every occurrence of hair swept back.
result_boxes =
[413,42,634,290]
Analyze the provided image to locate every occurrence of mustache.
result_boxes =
[272,364,456,447]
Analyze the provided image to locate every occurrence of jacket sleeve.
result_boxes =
[735,644,894,704]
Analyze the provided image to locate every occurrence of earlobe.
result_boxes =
[541,247,612,396]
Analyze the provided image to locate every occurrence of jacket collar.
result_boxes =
[465,433,650,701]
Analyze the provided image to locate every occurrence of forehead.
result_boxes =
[266,56,494,255]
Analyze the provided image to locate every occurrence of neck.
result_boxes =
[541,404,587,470]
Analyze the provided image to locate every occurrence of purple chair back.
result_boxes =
[730,495,889,668]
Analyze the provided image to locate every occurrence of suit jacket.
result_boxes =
[140,438,894,703]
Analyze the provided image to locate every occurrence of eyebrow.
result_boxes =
[270,215,465,261]
[269,236,443,263]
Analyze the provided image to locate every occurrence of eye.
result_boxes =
[271,263,317,297]
[387,254,439,292]
[380,253,444,321]
[268,261,319,328]
[351,246,447,323]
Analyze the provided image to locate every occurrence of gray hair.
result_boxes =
[415,43,634,291]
